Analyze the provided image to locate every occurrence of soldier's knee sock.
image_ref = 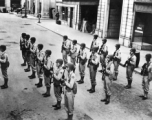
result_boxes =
[5,78,8,86]
[129,80,132,86]
[47,87,51,94]
[28,65,30,69]
[81,76,84,81]
[40,78,43,85]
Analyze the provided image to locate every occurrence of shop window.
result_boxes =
[62,7,68,21]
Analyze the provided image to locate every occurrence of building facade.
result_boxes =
[56,0,99,33]
[96,0,152,50]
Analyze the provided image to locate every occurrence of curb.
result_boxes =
[36,23,142,75]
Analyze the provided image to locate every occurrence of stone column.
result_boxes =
[119,0,135,47]
[103,0,110,38]
[76,5,81,30]
[35,0,40,15]
[5,0,11,11]
[41,0,50,17]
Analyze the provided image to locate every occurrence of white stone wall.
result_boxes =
[41,0,49,17]
[5,0,11,10]
[119,0,135,47]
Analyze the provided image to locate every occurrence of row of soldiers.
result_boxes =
[20,33,76,120]
[61,34,152,104]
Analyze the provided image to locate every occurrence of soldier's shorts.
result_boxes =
[142,76,150,93]
[126,65,134,81]
[1,67,8,79]
[54,85,62,101]
[64,91,75,115]
[104,76,112,96]
[70,57,76,66]
[44,74,51,87]
[89,65,97,86]
[36,64,43,79]
[79,63,85,77]
[62,50,68,65]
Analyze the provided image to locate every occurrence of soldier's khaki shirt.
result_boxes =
[54,67,64,81]
[91,52,99,65]
[80,49,87,60]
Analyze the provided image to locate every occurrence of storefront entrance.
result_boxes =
[133,12,152,50]
[107,0,123,38]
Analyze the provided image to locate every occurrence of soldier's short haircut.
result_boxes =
[0,45,6,52]
[102,38,107,43]
[66,63,75,72]
[26,34,30,40]
[80,43,86,48]
[115,44,120,49]
[94,34,98,39]
[38,44,43,50]
[146,54,151,60]
[45,50,52,56]
[63,35,68,40]
[73,40,77,44]
[107,55,113,61]
[30,37,36,43]
[22,33,26,37]
[56,59,63,65]
[130,48,136,54]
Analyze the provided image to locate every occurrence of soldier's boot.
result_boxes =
[36,78,43,88]
[24,65,30,72]
[77,76,82,83]
[87,85,92,92]
[54,101,61,110]
[52,101,58,107]
[68,114,73,120]
[43,87,51,97]
[78,76,84,84]
[89,85,95,93]
[105,95,111,105]
[1,78,8,89]
[29,71,36,79]
[125,80,132,89]
[101,94,107,102]
[21,60,26,66]
[143,91,148,100]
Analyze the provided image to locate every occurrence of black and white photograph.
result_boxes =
[0,0,152,120]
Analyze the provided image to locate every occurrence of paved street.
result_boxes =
[0,13,152,120]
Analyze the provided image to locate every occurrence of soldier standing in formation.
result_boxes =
[124,48,136,89]
[60,63,76,120]
[0,45,9,89]
[24,34,31,72]
[69,40,77,67]
[29,37,37,79]
[113,44,121,80]
[20,33,27,66]
[141,54,152,100]
[61,36,70,66]
[98,38,108,72]
[77,43,87,84]
[53,59,64,110]
[87,47,99,93]
[90,34,99,52]
[43,50,53,97]
[101,55,114,104]
[35,44,45,88]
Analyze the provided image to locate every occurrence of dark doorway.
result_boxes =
[11,0,21,9]
[0,0,5,6]
[33,2,35,14]
[107,0,123,38]
[133,12,152,45]
[70,7,73,27]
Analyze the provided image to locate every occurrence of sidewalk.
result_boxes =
[29,15,149,74]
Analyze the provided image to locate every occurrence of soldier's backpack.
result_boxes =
[72,82,77,94]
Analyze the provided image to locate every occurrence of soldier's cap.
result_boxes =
[107,55,113,61]
[145,54,152,59]
[102,38,107,42]
[56,59,63,65]
[0,45,6,51]
[73,40,77,44]
[22,33,26,37]
[130,48,136,53]
[63,35,68,40]
[94,34,98,39]
[30,37,36,42]
[26,34,30,39]
[45,50,52,56]
[115,44,120,48]
[38,44,43,49]
[80,43,86,48]
[66,63,75,71]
